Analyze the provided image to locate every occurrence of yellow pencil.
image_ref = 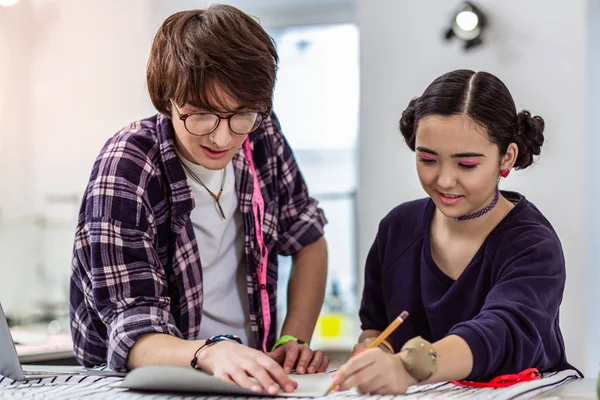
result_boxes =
[324,310,409,395]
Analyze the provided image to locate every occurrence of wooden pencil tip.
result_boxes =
[324,383,337,396]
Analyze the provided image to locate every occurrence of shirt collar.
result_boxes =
[156,113,195,218]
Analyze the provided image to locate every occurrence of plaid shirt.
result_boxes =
[69,113,326,372]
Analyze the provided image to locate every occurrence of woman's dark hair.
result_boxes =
[399,69,544,169]
[147,4,278,116]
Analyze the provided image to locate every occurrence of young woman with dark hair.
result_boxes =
[332,70,576,394]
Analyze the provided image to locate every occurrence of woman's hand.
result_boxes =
[195,341,298,395]
[268,340,329,374]
[331,348,418,395]
[352,338,393,355]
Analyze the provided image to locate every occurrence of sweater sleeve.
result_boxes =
[449,232,567,380]
[70,134,184,372]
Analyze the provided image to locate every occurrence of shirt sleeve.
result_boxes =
[448,231,567,380]
[72,138,182,372]
[269,114,327,256]
[86,215,183,372]
[359,222,388,332]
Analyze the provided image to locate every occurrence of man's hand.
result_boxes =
[195,341,298,395]
[267,340,329,374]
[331,348,418,395]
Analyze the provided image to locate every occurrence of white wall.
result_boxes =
[29,0,153,209]
[148,0,353,30]
[0,0,154,313]
[0,1,37,313]
[586,0,600,377]
[356,0,594,375]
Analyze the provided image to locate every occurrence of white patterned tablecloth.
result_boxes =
[0,369,585,400]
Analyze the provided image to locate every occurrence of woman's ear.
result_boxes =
[501,142,518,170]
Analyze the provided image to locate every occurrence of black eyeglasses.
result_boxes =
[169,98,268,136]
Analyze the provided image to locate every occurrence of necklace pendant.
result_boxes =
[216,201,226,220]
[180,162,227,220]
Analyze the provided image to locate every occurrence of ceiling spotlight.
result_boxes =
[445,2,487,51]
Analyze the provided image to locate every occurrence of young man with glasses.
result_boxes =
[69,5,328,394]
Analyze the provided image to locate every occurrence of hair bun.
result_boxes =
[399,98,419,150]
[514,110,545,169]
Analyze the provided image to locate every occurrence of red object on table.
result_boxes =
[451,368,540,388]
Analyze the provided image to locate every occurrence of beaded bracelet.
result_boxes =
[190,334,243,369]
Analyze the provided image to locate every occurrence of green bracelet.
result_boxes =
[271,335,308,351]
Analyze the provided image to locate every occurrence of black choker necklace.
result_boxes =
[455,190,499,221]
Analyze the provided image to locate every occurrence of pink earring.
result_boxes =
[500,169,510,178]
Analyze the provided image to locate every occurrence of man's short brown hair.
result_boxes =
[147,4,278,116]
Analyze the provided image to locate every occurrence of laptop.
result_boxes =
[0,301,125,381]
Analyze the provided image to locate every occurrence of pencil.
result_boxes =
[324,310,409,395]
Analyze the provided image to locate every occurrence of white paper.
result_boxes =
[120,365,333,397]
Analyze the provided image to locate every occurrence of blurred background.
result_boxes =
[0,0,598,375]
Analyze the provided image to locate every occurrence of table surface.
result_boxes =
[538,378,597,399]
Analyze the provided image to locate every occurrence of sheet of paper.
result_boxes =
[120,365,333,397]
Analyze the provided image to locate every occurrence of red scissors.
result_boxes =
[452,368,540,388]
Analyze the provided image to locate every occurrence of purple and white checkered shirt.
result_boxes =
[69,113,326,372]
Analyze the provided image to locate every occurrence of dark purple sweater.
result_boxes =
[359,191,575,380]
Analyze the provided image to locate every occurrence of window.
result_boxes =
[269,24,360,343]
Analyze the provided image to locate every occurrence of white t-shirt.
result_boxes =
[177,152,253,347]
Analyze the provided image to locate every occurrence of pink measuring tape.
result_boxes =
[243,138,271,353]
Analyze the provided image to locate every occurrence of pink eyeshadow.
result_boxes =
[460,160,479,166]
